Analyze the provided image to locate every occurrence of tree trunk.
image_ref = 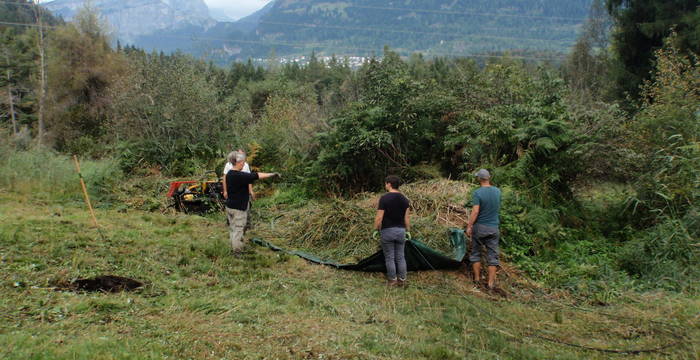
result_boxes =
[6,69,17,136]
[33,1,47,145]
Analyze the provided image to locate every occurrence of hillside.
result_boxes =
[39,0,594,61]
[241,0,594,58]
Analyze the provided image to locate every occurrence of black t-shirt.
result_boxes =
[378,192,410,229]
[225,171,259,210]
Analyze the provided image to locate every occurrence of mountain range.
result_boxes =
[43,0,595,62]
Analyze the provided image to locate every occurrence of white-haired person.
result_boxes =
[222,148,252,200]
[224,151,279,252]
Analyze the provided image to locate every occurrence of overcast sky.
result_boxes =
[42,0,272,21]
[204,0,272,20]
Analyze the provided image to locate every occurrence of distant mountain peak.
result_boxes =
[45,0,214,42]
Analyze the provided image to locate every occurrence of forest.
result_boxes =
[0,0,699,358]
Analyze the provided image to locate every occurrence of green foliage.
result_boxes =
[247,0,592,59]
[0,1,62,138]
[0,140,121,203]
[310,49,456,192]
[224,77,325,178]
[46,6,127,154]
[564,0,613,100]
[311,105,401,192]
[445,62,582,205]
[618,216,700,292]
[628,35,700,224]
[2,0,698,299]
[109,52,230,175]
[0,1,58,25]
[606,0,700,100]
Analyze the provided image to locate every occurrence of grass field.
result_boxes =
[1,192,698,359]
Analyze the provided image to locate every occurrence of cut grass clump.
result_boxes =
[253,180,471,263]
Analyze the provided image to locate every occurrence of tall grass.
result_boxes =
[0,144,121,203]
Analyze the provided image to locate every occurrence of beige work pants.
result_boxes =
[226,207,248,250]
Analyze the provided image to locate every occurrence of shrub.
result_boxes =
[626,34,700,225]
[618,216,700,292]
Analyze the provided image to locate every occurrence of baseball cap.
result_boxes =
[474,169,491,180]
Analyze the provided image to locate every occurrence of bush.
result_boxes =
[618,216,700,292]
[626,35,700,225]
[108,52,231,176]
[444,63,583,206]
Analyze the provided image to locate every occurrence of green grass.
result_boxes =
[0,146,122,204]
[1,193,699,359]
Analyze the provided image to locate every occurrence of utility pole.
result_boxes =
[2,45,18,136]
[6,67,18,136]
[32,0,47,145]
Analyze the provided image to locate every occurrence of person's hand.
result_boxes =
[467,225,473,238]
[223,192,228,200]
[405,232,412,240]
[250,192,256,201]
[274,172,282,178]
[372,230,380,239]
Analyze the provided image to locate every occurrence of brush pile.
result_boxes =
[401,179,471,227]
[263,180,472,263]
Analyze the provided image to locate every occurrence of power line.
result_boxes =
[0,21,567,61]
[2,0,589,22]
[0,20,55,28]
[1,0,580,54]
[1,0,581,43]
[258,20,574,44]
[341,4,586,22]
[149,33,567,61]
[0,10,578,45]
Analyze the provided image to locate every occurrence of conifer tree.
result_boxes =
[607,0,699,101]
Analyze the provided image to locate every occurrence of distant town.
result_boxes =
[251,55,373,68]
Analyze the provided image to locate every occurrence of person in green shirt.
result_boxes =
[466,169,501,290]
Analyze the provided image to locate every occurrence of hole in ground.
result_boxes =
[63,275,144,293]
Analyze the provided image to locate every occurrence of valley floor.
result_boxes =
[0,194,698,359]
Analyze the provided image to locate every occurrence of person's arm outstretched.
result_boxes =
[257,172,280,180]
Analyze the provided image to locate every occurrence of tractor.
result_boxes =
[167,171,225,214]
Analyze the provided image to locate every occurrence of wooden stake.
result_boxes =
[73,155,100,229]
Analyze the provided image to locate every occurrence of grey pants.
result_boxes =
[469,224,500,266]
[226,207,247,250]
[381,227,407,281]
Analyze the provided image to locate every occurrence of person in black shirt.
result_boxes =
[224,151,279,252]
[374,175,411,286]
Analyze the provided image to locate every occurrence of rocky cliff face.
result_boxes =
[46,0,214,42]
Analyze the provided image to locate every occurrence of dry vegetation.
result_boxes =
[251,180,470,263]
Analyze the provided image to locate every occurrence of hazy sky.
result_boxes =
[204,0,272,20]
[42,0,272,21]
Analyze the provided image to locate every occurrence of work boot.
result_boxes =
[398,279,407,287]
[387,279,399,287]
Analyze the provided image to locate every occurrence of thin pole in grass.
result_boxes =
[72,155,104,239]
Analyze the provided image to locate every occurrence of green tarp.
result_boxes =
[252,228,467,272]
